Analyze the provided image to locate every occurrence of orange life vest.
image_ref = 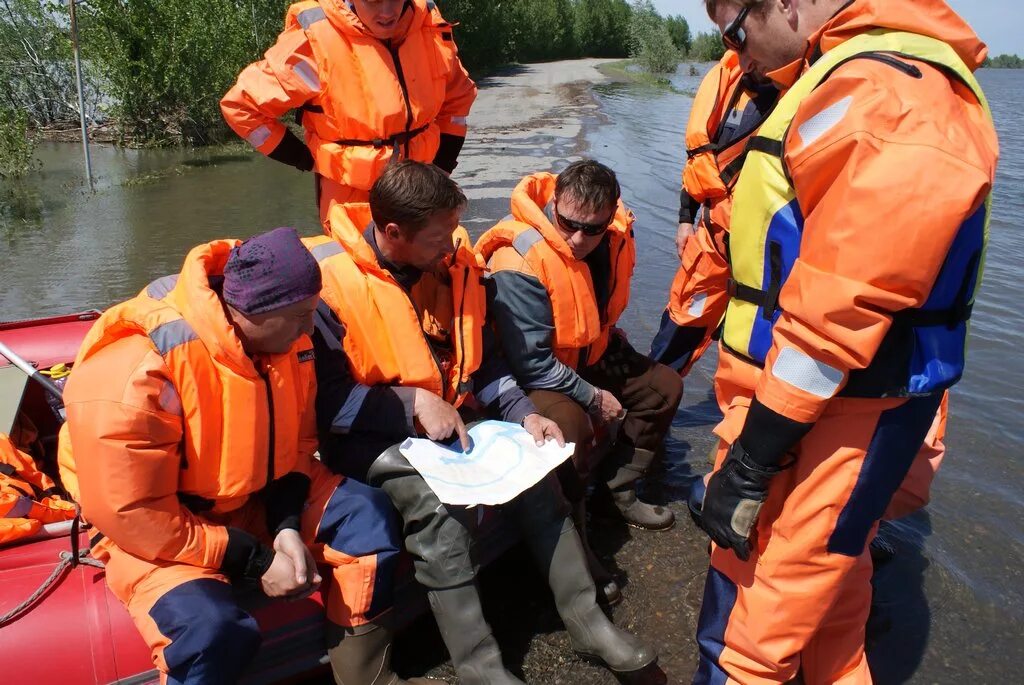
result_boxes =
[309,203,485,406]
[286,0,463,190]
[59,241,316,514]
[681,50,765,234]
[476,173,636,369]
[1,433,76,545]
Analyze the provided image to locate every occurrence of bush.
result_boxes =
[689,31,726,62]
[0,107,38,178]
[628,0,680,73]
[79,0,290,145]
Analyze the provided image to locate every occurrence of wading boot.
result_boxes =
[326,620,441,685]
[603,447,674,531]
[573,500,621,606]
[427,583,524,685]
[527,516,657,676]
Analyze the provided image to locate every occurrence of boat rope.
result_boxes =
[0,514,104,629]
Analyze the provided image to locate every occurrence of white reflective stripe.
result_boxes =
[475,375,519,406]
[298,6,327,29]
[149,319,199,357]
[291,60,321,92]
[797,95,853,149]
[146,274,179,300]
[246,125,272,149]
[450,116,468,126]
[687,292,707,318]
[771,347,844,399]
[311,241,343,263]
[512,228,543,256]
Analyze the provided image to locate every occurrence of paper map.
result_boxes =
[398,420,574,506]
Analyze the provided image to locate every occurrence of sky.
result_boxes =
[651,0,1022,57]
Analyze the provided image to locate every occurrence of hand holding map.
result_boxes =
[398,420,575,506]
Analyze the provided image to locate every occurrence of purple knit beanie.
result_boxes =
[222,227,322,315]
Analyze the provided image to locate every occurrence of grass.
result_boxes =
[597,59,695,96]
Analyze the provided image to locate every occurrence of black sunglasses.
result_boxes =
[722,5,751,52]
[554,208,615,237]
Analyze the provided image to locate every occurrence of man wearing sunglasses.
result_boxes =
[689,1,998,684]
[478,160,684,605]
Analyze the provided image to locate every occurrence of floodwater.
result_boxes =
[1,65,1021,683]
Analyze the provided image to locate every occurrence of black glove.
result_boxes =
[267,129,314,172]
[697,439,788,561]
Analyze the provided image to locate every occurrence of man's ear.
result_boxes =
[781,0,799,28]
[384,222,404,242]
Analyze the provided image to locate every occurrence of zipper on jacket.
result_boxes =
[259,366,276,487]
[386,41,415,157]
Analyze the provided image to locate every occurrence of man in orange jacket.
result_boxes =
[477,161,684,603]
[58,229,407,685]
[222,0,477,226]
[309,161,657,684]
[689,1,998,682]
[650,51,776,378]
[652,47,945,558]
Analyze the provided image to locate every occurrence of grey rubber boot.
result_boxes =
[427,584,525,685]
[368,445,520,684]
[604,447,675,531]
[573,500,621,607]
[326,620,441,685]
[524,514,657,675]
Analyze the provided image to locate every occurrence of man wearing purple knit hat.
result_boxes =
[59,227,403,685]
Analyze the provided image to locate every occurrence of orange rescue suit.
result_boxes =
[58,240,319,568]
[221,0,476,197]
[308,203,485,406]
[1,433,76,545]
[476,173,636,369]
[666,51,768,368]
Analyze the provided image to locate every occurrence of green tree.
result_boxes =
[0,0,95,126]
[689,31,725,62]
[983,53,1024,68]
[628,0,680,73]
[79,0,289,144]
[664,14,691,56]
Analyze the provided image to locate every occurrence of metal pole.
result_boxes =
[68,0,93,190]
[0,340,65,400]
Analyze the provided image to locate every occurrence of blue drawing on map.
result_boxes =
[414,421,530,489]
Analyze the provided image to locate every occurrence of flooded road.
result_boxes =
[2,62,1021,683]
